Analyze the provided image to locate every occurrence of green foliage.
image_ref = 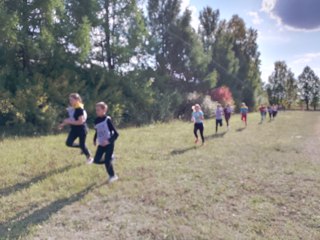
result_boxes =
[298,66,320,110]
[0,0,265,134]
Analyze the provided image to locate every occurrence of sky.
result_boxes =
[181,0,320,82]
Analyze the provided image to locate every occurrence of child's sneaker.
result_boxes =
[86,157,94,164]
[108,175,119,184]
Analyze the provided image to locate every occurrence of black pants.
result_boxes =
[273,111,278,118]
[194,123,204,143]
[94,144,115,178]
[66,128,90,157]
[216,119,223,132]
[225,115,231,127]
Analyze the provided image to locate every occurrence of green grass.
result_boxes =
[0,112,320,239]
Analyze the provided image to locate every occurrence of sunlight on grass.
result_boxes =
[0,112,320,239]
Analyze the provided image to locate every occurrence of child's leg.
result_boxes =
[94,146,105,165]
[194,124,199,139]
[79,130,91,157]
[199,124,205,143]
[215,120,218,133]
[104,144,115,178]
[66,130,79,148]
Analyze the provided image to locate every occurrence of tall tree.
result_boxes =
[267,61,289,105]
[298,66,319,110]
[199,7,220,53]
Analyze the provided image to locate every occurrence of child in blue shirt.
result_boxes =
[191,104,205,145]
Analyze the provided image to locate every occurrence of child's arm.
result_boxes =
[107,119,119,144]
[200,112,204,120]
[93,130,97,146]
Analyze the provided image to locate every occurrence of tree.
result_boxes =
[298,66,319,110]
[267,61,291,105]
[199,7,220,53]
[284,71,298,109]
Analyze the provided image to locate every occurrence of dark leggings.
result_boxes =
[216,119,223,133]
[269,112,273,120]
[225,115,231,127]
[194,123,204,143]
[94,144,115,178]
[66,129,90,157]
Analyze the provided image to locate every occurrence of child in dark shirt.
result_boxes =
[92,102,119,183]
[59,93,93,163]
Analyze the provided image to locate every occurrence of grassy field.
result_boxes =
[0,111,320,240]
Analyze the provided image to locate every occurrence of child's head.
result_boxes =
[69,93,82,107]
[96,102,108,117]
[192,104,201,112]
[241,102,246,107]
[217,104,222,109]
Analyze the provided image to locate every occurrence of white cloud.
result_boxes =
[261,0,277,13]
[292,52,320,65]
[290,52,320,77]
[248,11,263,25]
[181,0,200,30]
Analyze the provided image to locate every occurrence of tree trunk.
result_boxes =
[104,0,114,70]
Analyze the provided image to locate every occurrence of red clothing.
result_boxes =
[259,107,266,113]
[241,114,247,122]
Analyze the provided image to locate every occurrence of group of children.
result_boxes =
[191,102,279,145]
[59,93,280,182]
[59,93,119,184]
[259,104,279,123]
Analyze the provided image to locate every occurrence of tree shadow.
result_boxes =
[0,163,82,197]
[236,127,246,132]
[171,146,197,155]
[0,183,103,239]
[205,132,227,140]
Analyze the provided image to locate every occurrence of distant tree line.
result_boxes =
[0,0,264,134]
[266,61,320,110]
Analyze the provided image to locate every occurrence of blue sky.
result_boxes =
[182,0,320,82]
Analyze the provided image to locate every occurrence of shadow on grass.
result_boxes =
[171,146,197,155]
[205,132,227,140]
[0,183,102,239]
[236,127,246,132]
[0,163,82,197]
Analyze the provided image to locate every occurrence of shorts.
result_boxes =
[241,114,247,122]
[216,119,223,126]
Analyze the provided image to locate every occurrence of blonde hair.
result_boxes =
[96,102,108,111]
[69,93,82,103]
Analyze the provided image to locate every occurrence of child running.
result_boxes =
[272,104,278,119]
[267,106,273,121]
[259,104,267,123]
[240,102,249,127]
[215,104,224,133]
[191,104,205,145]
[224,104,232,130]
[92,102,119,183]
[59,93,93,163]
